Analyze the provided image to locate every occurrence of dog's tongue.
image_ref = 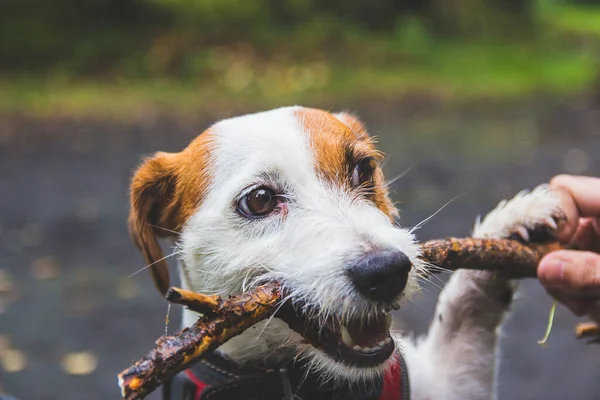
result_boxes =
[343,314,391,347]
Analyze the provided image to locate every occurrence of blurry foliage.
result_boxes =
[539,1,600,35]
[0,0,599,117]
[2,0,597,76]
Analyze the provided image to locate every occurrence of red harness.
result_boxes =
[174,351,409,400]
[183,369,206,400]
[380,356,404,400]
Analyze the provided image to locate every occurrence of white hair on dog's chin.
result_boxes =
[296,342,400,387]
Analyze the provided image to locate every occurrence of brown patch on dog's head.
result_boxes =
[295,108,397,220]
[128,131,214,295]
[333,111,368,136]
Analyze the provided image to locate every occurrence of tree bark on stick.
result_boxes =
[165,287,221,316]
[420,238,564,278]
[118,283,282,400]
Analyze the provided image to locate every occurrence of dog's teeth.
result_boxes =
[343,320,393,353]
[341,325,355,347]
[350,342,394,354]
[385,313,392,331]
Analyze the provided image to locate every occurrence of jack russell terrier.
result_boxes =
[128,106,562,400]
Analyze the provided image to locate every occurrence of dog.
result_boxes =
[128,106,562,400]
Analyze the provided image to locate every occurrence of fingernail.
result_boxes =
[539,257,566,287]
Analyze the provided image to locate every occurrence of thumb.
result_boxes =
[538,250,600,296]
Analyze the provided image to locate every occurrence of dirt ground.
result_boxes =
[1,98,599,399]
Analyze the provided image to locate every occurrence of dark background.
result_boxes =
[1,1,600,399]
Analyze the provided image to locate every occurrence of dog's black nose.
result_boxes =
[348,250,412,303]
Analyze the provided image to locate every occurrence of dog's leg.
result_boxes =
[402,184,562,400]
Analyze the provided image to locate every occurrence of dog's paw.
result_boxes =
[473,184,565,242]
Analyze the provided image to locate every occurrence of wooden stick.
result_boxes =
[118,238,566,399]
[420,238,564,278]
[165,287,222,315]
[118,282,283,400]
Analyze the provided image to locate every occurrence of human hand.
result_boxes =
[537,175,600,323]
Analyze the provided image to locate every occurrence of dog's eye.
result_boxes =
[237,187,278,218]
[352,157,376,188]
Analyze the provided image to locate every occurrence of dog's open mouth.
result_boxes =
[279,304,395,367]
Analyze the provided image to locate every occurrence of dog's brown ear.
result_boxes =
[128,151,180,295]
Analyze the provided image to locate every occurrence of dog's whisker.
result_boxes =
[192,267,229,276]
[429,273,448,287]
[255,292,296,341]
[409,192,467,234]
[416,268,445,283]
[128,250,182,278]
[417,276,444,291]
[296,351,316,389]
[419,262,451,277]
[240,264,267,292]
[421,261,452,275]
[380,155,392,169]
[146,223,181,235]
[420,263,450,272]
[385,165,413,188]
[422,268,452,277]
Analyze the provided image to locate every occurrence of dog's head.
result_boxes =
[129,106,423,382]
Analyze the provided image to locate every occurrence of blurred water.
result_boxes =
[0,98,599,400]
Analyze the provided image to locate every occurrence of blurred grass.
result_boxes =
[1,2,599,120]
[540,1,600,36]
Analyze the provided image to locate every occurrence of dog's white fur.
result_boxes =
[161,107,561,399]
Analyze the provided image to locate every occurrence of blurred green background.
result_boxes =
[0,1,599,399]
[2,0,600,117]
